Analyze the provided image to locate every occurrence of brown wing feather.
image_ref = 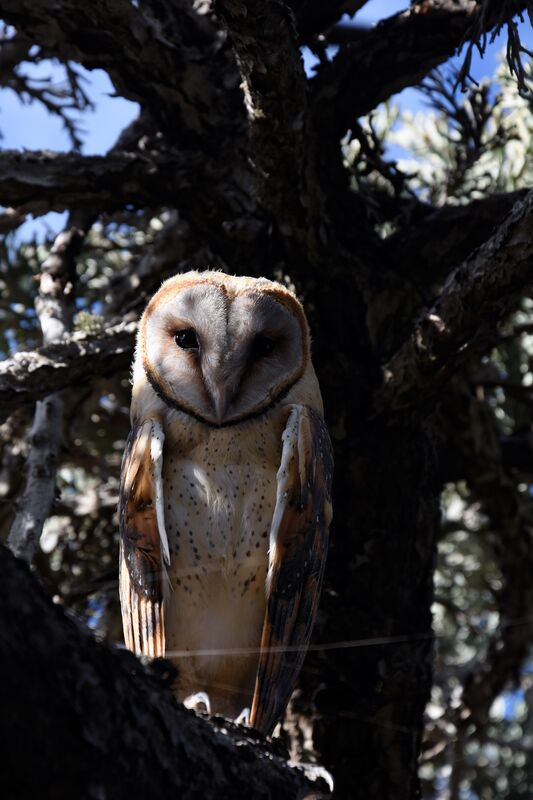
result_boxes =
[250,405,333,736]
[119,418,167,658]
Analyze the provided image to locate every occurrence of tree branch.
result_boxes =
[0,545,331,799]
[0,32,93,149]
[386,190,528,290]
[0,0,219,136]
[311,0,529,139]
[375,189,533,416]
[290,0,368,41]
[0,149,198,221]
[7,215,90,562]
[215,0,330,267]
[0,323,137,425]
[0,3,286,276]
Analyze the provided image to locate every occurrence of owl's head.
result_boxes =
[137,271,310,426]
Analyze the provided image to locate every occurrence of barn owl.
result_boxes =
[119,270,333,735]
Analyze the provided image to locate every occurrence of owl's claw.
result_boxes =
[234,707,250,727]
[183,691,211,714]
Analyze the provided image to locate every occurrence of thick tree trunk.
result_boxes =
[0,545,329,800]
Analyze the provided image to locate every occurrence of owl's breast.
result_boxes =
[162,413,280,567]
[161,412,282,705]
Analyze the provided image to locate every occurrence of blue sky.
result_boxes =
[2,0,532,241]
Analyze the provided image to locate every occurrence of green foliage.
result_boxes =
[390,59,533,205]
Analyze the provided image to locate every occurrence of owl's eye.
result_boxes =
[174,329,199,350]
[251,335,276,360]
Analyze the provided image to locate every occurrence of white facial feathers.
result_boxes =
[139,272,309,426]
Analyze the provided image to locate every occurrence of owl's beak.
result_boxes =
[210,384,231,424]
[204,358,239,424]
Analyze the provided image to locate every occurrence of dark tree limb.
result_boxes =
[290,0,368,41]
[0,0,219,136]
[0,149,199,219]
[0,3,300,275]
[385,190,528,291]
[0,323,137,424]
[375,189,533,416]
[438,432,533,482]
[215,0,330,267]
[311,0,529,139]
[323,22,370,45]
[0,545,331,800]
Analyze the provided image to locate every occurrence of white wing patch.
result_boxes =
[150,418,171,567]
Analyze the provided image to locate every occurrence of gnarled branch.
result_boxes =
[376,189,533,416]
[0,149,197,220]
[0,0,218,135]
[0,545,331,799]
[0,322,137,425]
[311,1,529,139]
[386,190,528,289]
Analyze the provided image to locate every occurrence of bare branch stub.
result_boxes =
[375,189,533,417]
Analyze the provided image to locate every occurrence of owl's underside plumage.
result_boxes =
[119,271,333,735]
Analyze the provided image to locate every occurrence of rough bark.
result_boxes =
[0,545,330,800]
[386,190,528,289]
[0,323,137,424]
[376,189,533,416]
[0,149,197,218]
[216,0,330,268]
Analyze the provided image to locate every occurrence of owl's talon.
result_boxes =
[234,707,250,727]
[183,691,211,714]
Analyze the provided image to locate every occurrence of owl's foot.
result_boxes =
[234,707,250,727]
[183,691,211,714]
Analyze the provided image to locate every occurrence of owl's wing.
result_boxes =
[119,417,170,658]
[250,405,333,736]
